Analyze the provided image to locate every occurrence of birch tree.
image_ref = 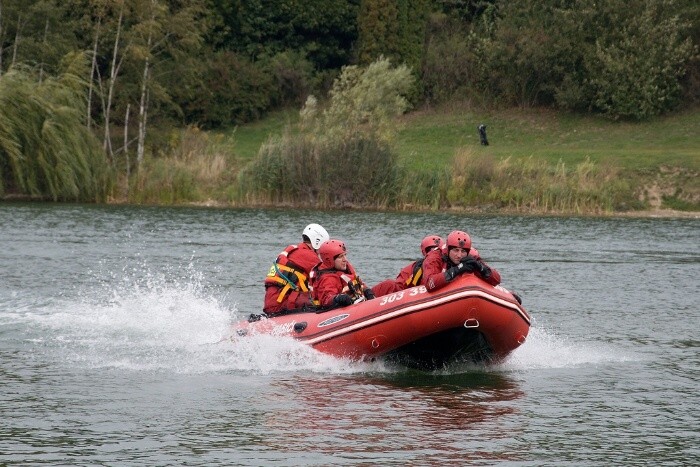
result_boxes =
[102,0,125,161]
[127,0,206,168]
[0,0,4,74]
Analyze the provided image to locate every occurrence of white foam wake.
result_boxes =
[500,326,636,370]
[16,270,385,375]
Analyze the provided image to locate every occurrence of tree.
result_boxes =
[479,0,575,107]
[474,0,695,117]
[127,0,208,165]
[210,0,360,70]
[70,0,208,166]
[555,0,695,119]
[357,0,400,65]
[421,12,488,104]
[357,0,428,104]
[432,0,497,23]
[0,0,81,77]
[676,0,700,104]
[102,0,126,161]
[301,57,414,142]
[240,57,414,207]
[0,55,110,201]
[357,0,430,70]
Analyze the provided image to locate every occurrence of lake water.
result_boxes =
[1,203,698,465]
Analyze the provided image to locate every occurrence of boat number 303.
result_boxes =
[378,286,427,306]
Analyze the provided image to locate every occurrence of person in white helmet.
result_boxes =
[263,223,329,315]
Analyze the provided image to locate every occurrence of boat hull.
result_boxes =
[232,275,531,370]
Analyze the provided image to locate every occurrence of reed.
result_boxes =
[126,126,237,204]
[144,123,669,214]
[230,103,699,213]
[234,133,641,213]
[236,129,402,208]
[122,99,699,214]
[434,150,639,213]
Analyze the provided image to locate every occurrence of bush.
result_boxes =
[179,51,276,128]
[237,131,401,208]
[421,13,488,105]
[238,58,413,208]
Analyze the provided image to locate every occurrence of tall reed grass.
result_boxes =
[432,149,641,213]
[123,53,695,213]
[235,134,642,213]
[236,130,402,208]
[126,127,237,204]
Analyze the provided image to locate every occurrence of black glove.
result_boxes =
[363,288,375,300]
[459,257,479,272]
[333,294,353,307]
[445,263,466,281]
[476,262,492,279]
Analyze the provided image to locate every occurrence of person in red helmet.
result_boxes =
[419,235,444,257]
[310,239,374,308]
[263,223,329,315]
[422,230,501,292]
[371,235,444,297]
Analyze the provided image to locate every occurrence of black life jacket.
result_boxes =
[404,258,425,287]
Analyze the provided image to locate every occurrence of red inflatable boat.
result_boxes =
[232,275,531,370]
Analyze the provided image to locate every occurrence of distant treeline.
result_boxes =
[0,0,699,203]
[1,0,698,130]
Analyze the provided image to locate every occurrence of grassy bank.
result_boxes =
[129,105,700,214]
[397,107,700,173]
[233,106,700,171]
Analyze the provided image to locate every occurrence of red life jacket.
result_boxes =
[264,244,310,304]
[310,264,366,306]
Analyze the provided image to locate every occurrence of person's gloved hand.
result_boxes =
[459,257,479,272]
[476,262,492,279]
[333,294,353,307]
[363,288,375,300]
[445,261,469,281]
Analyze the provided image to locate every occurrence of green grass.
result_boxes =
[223,108,300,163]
[395,107,700,172]
[197,104,699,213]
[227,105,700,174]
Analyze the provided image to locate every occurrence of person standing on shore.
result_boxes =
[478,124,489,145]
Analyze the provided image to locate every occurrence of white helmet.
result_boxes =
[302,223,329,250]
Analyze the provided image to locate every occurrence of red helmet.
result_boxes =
[446,230,471,250]
[420,235,444,257]
[318,239,347,268]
